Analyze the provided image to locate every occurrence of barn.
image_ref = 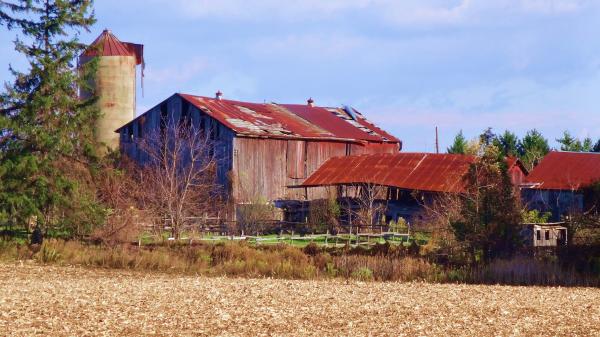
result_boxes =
[522,151,600,221]
[296,152,529,228]
[116,93,400,219]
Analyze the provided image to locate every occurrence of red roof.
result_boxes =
[178,94,399,144]
[82,29,144,65]
[300,153,475,193]
[524,151,600,190]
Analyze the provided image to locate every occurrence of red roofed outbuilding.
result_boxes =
[522,151,600,220]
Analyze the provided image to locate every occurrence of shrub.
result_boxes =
[352,267,373,281]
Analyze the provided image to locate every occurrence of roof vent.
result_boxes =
[215,90,223,100]
[307,97,314,107]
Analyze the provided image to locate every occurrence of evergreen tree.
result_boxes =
[451,145,521,262]
[582,137,593,152]
[447,130,467,154]
[493,130,519,157]
[479,127,495,147]
[556,131,594,152]
[557,131,581,151]
[0,1,103,236]
[593,139,600,153]
[519,129,549,170]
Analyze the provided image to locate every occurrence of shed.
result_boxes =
[522,151,600,220]
[520,223,568,247]
[295,153,475,223]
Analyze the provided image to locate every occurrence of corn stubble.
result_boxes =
[1,263,599,336]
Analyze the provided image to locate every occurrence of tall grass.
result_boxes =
[0,239,598,286]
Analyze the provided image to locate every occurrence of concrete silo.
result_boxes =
[79,29,144,153]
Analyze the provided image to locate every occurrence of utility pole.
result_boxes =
[435,126,439,154]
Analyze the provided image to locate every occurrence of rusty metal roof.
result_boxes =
[178,94,399,144]
[524,151,600,190]
[82,29,144,65]
[300,153,475,193]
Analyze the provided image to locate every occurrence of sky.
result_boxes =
[1,0,599,151]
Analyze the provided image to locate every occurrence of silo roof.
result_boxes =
[82,29,144,65]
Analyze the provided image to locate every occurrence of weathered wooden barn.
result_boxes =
[116,93,400,218]
[522,151,600,221]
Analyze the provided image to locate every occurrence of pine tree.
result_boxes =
[447,130,467,154]
[493,130,519,157]
[519,129,549,170]
[557,131,581,151]
[0,0,103,236]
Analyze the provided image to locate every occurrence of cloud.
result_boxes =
[161,0,595,25]
[145,57,210,85]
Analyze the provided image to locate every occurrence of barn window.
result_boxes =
[536,230,541,241]
[545,230,550,240]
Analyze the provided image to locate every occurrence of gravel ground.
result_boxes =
[0,263,599,336]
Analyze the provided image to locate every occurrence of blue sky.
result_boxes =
[2,0,599,151]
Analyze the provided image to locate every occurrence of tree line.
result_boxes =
[447,128,600,170]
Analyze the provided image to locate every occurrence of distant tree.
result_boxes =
[447,130,467,154]
[593,139,600,153]
[582,137,594,152]
[0,0,102,236]
[479,127,495,147]
[493,130,519,157]
[451,145,521,262]
[519,129,549,170]
[556,131,594,152]
[557,131,581,151]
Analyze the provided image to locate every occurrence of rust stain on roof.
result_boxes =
[178,94,400,144]
[524,151,600,190]
[300,153,475,193]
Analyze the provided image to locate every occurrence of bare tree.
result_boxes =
[94,159,144,244]
[135,120,221,239]
[352,183,387,232]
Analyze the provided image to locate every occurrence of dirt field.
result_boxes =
[0,263,599,336]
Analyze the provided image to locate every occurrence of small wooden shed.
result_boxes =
[520,223,568,247]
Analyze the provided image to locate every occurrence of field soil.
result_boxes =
[1,263,599,336]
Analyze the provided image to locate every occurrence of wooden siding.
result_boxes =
[232,138,398,203]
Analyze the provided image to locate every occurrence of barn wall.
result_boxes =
[232,138,399,203]
[522,188,584,221]
[119,95,234,195]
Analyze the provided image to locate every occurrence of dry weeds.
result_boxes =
[1,263,599,336]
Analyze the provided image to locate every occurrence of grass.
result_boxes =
[141,231,415,248]
[1,238,598,286]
